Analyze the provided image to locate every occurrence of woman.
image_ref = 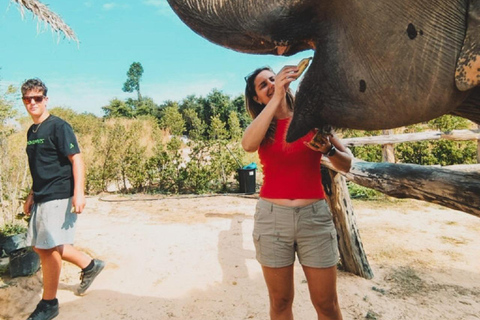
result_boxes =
[242,65,352,320]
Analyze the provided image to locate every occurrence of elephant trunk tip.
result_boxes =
[286,120,311,143]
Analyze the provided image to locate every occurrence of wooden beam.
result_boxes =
[342,129,480,146]
[322,159,480,218]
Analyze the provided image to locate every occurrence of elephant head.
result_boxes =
[167,0,480,141]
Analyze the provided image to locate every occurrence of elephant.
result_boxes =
[167,0,480,142]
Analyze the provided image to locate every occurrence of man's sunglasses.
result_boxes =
[22,96,45,103]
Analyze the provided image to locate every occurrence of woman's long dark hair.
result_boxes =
[244,67,295,143]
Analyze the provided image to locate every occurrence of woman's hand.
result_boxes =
[305,131,353,173]
[274,66,299,98]
[304,133,333,154]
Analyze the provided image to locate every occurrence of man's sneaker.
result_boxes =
[27,300,59,320]
[76,259,105,295]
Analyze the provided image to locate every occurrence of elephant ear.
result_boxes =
[455,0,480,91]
[166,0,316,56]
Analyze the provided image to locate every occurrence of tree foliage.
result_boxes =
[122,62,144,101]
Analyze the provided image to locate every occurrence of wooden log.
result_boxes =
[332,160,480,218]
[321,167,374,279]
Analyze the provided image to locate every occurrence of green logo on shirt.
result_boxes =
[27,139,45,145]
[70,143,75,149]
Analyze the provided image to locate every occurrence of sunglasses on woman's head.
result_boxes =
[22,96,45,103]
[244,66,272,83]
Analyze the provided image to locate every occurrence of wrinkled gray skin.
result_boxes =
[167,0,480,142]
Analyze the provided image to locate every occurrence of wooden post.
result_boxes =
[382,129,395,163]
[477,125,480,164]
[321,166,374,279]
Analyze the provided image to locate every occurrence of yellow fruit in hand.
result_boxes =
[297,57,312,77]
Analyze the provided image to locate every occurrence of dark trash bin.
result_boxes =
[1,232,27,256]
[9,247,40,278]
[238,165,256,194]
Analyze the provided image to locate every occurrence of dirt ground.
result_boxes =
[1,194,479,320]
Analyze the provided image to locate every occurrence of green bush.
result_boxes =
[0,223,27,237]
[347,182,383,200]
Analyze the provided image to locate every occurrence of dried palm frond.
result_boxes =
[11,0,78,42]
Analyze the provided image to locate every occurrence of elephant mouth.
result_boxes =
[274,40,290,55]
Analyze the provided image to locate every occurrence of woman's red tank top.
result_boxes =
[258,118,325,199]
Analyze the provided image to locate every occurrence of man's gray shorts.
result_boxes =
[26,198,77,249]
[252,198,339,268]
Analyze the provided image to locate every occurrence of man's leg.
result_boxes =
[33,247,62,300]
[262,265,295,320]
[58,244,105,295]
[58,244,91,269]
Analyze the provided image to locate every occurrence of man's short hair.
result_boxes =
[21,78,48,97]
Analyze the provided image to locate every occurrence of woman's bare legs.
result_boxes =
[302,265,343,320]
[262,265,295,320]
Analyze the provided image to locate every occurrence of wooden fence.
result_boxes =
[323,127,480,279]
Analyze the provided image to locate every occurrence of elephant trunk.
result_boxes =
[166,0,317,56]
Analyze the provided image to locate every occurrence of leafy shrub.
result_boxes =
[347,182,383,200]
[0,223,27,237]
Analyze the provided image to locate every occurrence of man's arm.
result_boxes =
[23,189,34,215]
[68,153,86,213]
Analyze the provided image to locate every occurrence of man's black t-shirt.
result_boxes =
[26,115,81,203]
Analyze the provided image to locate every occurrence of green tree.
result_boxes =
[230,95,250,129]
[159,104,185,136]
[123,62,144,101]
[202,89,232,126]
[209,115,228,140]
[1,84,29,226]
[182,108,205,140]
[102,98,134,118]
[227,111,242,141]
[179,95,203,116]
[134,97,158,117]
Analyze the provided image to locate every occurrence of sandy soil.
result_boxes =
[1,194,479,320]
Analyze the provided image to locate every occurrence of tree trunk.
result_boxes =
[322,167,374,279]
[338,160,480,218]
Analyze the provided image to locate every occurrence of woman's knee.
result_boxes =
[270,294,294,312]
[312,295,340,317]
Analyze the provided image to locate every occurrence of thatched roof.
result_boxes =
[11,0,78,42]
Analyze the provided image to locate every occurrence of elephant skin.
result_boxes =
[167,0,480,141]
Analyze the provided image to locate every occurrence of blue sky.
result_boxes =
[0,1,313,116]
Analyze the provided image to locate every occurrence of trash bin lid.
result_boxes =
[242,162,257,170]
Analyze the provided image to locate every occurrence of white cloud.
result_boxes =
[102,3,116,10]
[142,0,173,16]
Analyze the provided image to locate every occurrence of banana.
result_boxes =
[297,57,312,77]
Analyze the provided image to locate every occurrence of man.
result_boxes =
[22,78,105,320]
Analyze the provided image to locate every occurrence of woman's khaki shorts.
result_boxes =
[252,198,339,268]
[26,198,77,249]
